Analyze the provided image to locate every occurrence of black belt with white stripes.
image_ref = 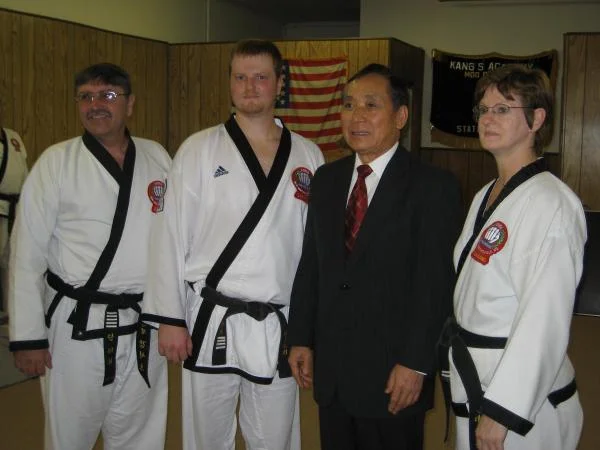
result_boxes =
[45,270,151,387]
[199,285,291,378]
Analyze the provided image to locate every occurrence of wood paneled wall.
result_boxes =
[0,8,562,208]
[561,33,600,210]
[0,8,168,165]
[420,148,560,210]
[168,38,424,162]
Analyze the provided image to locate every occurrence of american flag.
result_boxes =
[276,57,347,152]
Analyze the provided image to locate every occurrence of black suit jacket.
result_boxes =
[288,145,462,419]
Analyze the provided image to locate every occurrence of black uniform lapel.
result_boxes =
[225,114,292,192]
[455,157,549,277]
[83,130,132,185]
[69,132,136,334]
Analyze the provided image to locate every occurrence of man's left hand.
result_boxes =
[475,415,508,450]
[384,364,424,414]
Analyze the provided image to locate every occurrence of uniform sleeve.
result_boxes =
[142,148,190,328]
[481,194,586,434]
[8,151,61,350]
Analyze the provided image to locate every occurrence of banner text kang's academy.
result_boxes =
[430,50,556,142]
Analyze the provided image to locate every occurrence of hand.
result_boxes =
[288,346,313,389]
[13,349,52,376]
[384,364,424,414]
[158,324,192,363]
[475,415,508,450]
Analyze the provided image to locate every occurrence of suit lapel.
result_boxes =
[326,156,355,263]
[347,147,411,263]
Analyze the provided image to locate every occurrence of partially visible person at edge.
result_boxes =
[0,123,28,323]
[9,62,170,450]
[287,63,462,450]
[440,64,585,450]
[142,39,324,450]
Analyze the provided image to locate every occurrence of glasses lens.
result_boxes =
[495,104,511,115]
[473,105,485,121]
[102,91,118,102]
[75,93,92,103]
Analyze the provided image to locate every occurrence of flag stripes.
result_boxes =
[276,57,347,153]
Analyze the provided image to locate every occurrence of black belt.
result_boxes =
[199,285,291,378]
[438,318,577,448]
[45,271,151,387]
[438,317,507,450]
[0,192,20,233]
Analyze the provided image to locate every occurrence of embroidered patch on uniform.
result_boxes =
[214,165,229,178]
[10,138,21,152]
[147,180,166,213]
[471,221,508,265]
[291,167,313,203]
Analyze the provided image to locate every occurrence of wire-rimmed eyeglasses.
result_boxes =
[472,103,533,121]
[75,90,129,104]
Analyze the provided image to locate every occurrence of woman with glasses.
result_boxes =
[446,64,585,450]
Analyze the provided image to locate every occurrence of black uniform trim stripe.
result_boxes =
[70,132,136,333]
[456,158,549,277]
[186,365,274,385]
[480,398,534,436]
[9,339,49,352]
[0,128,9,184]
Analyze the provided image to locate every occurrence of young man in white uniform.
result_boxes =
[143,40,324,450]
[0,126,28,318]
[443,65,585,450]
[9,63,170,450]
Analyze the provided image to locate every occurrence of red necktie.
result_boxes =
[345,164,373,254]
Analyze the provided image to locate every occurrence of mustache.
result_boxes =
[86,109,111,119]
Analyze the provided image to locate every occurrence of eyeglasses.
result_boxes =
[75,90,129,104]
[472,103,533,121]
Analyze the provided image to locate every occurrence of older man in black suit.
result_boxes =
[287,63,462,450]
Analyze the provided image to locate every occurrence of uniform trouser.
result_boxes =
[42,302,168,450]
[182,370,300,450]
[455,392,583,450]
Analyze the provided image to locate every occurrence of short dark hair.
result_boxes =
[74,63,132,94]
[474,64,553,155]
[229,39,283,78]
[346,63,409,111]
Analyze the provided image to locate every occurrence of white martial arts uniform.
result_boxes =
[450,165,585,450]
[0,128,28,315]
[9,132,171,450]
[143,116,324,450]
[0,128,28,264]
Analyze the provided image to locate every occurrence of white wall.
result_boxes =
[360,0,600,151]
[283,21,360,39]
[208,1,284,41]
[0,0,208,43]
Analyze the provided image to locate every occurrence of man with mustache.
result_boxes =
[8,63,170,450]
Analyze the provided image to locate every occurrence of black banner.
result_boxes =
[430,50,557,149]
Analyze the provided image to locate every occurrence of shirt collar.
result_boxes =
[353,143,398,178]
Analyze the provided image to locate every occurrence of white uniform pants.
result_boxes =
[42,302,168,450]
[182,370,300,450]
[455,393,583,450]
